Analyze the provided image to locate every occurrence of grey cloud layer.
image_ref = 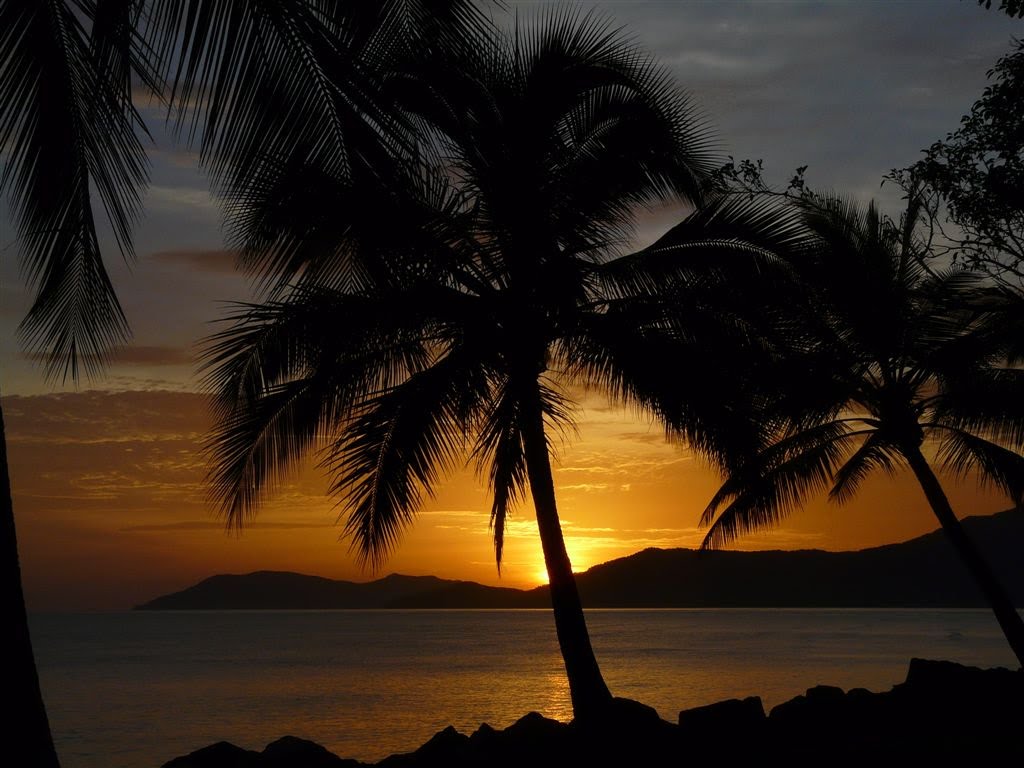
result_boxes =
[563,0,1021,197]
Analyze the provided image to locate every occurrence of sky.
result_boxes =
[1,1,1021,611]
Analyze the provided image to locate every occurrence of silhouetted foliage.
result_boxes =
[711,157,813,204]
[977,0,1024,18]
[895,38,1024,290]
[698,191,1024,666]
[0,3,485,765]
[1,0,150,382]
[1,2,153,764]
[201,10,807,717]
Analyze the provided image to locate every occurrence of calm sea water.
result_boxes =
[31,609,1018,768]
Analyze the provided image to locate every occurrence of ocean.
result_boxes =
[31,608,1019,767]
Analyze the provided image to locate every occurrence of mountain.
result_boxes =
[573,510,1024,608]
[136,571,543,610]
[136,510,1024,610]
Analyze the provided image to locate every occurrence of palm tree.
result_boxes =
[698,193,1024,667]
[1,1,151,763]
[1,2,483,763]
[202,11,743,718]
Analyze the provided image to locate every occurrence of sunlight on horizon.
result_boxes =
[533,565,588,586]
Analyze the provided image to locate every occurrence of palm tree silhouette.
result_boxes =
[699,193,1024,667]
[1,2,483,763]
[202,12,744,718]
[1,2,151,763]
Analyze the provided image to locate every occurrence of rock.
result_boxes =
[468,722,497,746]
[889,657,1024,757]
[767,693,808,724]
[377,725,470,768]
[677,696,765,758]
[804,684,844,704]
[904,657,1020,693]
[413,725,470,763]
[566,697,678,764]
[162,741,260,768]
[768,685,866,756]
[503,711,567,744]
[572,697,668,735]
[678,695,765,733]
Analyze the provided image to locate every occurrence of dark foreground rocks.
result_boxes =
[164,659,1023,767]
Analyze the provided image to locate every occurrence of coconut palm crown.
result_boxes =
[699,193,1024,666]
[201,13,808,717]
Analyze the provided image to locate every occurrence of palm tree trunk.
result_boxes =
[0,393,60,767]
[521,391,613,719]
[904,444,1024,667]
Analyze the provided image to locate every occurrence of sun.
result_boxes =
[534,564,587,585]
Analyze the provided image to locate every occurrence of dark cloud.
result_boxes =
[2,390,210,443]
[121,521,333,532]
[21,345,192,367]
[552,0,1022,201]
[148,248,240,274]
[111,345,193,366]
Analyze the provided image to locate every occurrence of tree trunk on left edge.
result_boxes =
[521,389,613,720]
[0,392,60,766]
[904,443,1024,668]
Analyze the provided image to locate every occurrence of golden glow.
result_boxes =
[4,389,1013,611]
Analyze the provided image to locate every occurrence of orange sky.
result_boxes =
[4,389,1010,611]
[2,2,1020,612]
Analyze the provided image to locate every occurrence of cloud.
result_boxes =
[22,345,192,368]
[555,455,690,480]
[148,248,241,274]
[419,509,487,519]
[112,345,193,366]
[146,146,202,169]
[663,50,784,78]
[147,185,218,213]
[93,375,196,392]
[121,520,333,532]
[2,390,209,444]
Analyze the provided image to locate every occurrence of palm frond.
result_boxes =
[520,9,717,240]
[471,374,529,571]
[88,0,166,104]
[560,295,768,462]
[206,375,340,527]
[932,368,1024,451]
[325,349,488,570]
[950,283,1024,365]
[1,0,148,380]
[796,195,919,370]
[597,193,807,300]
[146,0,488,215]
[222,145,475,298]
[144,0,398,231]
[933,426,1024,506]
[701,421,869,549]
[202,280,478,528]
[201,287,440,418]
[395,6,719,274]
[828,432,901,504]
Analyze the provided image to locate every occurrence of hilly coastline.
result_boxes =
[137,510,1024,610]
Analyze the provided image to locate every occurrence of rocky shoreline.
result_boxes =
[164,658,1023,767]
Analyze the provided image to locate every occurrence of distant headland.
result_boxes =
[137,510,1024,610]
